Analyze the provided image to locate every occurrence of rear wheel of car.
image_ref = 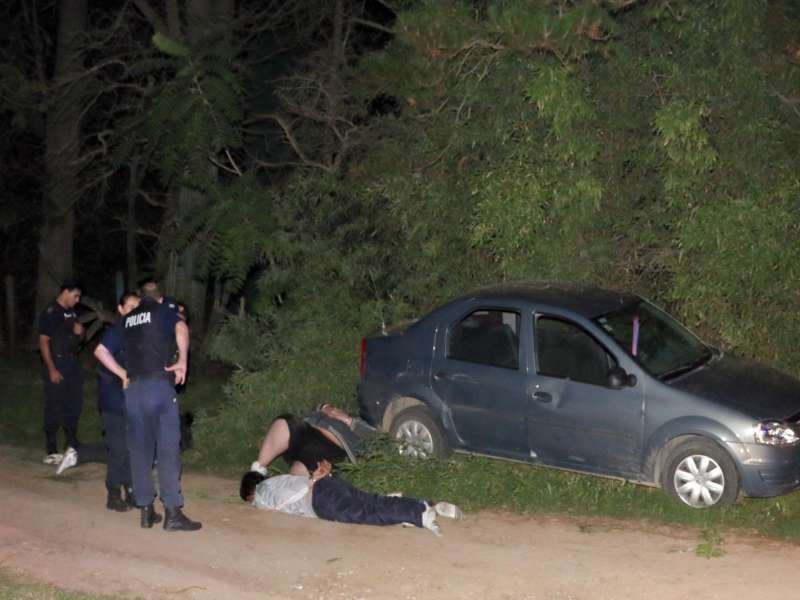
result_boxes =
[661,437,739,508]
[389,406,450,459]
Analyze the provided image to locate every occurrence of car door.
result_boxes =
[431,307,530,459]
[527,313,644,477]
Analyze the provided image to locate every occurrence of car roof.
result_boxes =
[451,283,640,319]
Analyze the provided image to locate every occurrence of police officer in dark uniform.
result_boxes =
[38,283,85,463]
[91,291,140,512]
[96,281,201,531]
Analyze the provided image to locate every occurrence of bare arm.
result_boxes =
[165,320,189,385]
[38,335,63,384]
[94,343,128,386]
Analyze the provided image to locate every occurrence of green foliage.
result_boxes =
[142,32,244,189]
[206,315,273,371]
[192,0,800,525]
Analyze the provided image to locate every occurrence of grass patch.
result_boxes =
[338,437,800,540]
[0,567,125,600]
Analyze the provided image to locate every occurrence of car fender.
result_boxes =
[643,417,746,485]
[381,387,461,447]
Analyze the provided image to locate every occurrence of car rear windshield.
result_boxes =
[594,300,711,379]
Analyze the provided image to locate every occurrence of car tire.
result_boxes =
[660,437,739,508]
[389,406,450,459]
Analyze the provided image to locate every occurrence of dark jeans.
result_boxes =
[43,356,83,453]
[125,376,183,508]
[312,475,425,528]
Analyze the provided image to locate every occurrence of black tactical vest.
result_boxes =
[122,298,174,378]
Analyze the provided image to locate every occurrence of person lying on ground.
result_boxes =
[248,403,376,478]
[240,459,462,536]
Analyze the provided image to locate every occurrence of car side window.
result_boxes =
[535,316,616,386]
[448,309,520,370]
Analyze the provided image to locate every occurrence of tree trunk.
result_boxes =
[34,0,88,318]
[127,162,139,290]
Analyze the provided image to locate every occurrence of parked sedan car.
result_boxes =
[357,284,800,508]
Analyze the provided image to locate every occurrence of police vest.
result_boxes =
[122,299,175,378]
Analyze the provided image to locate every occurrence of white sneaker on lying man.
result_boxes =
[434,501,463,520]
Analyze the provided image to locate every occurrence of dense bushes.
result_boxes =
[194,0,800,469]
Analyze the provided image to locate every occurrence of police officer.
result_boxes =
[90,291,140,512]
[96,281,201,531]
[38,283,85,464]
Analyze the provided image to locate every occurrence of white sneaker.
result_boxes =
[43,453,63,465]
[422,503,441,537]
[56,447,78,475]
[434,501,463,520]
[250,461,268,476]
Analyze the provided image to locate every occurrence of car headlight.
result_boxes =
[754,421,800,446]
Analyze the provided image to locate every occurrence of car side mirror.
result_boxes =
[607,366,636,390]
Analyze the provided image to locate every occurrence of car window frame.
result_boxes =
[533,313,619,386]
[445,306,522,371]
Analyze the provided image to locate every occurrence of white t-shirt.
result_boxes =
[252,474,316,518]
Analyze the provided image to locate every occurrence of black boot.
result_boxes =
[163,507,202,532]
[106,486,131,512]
[140,504,163,529]
[124,486,137,509]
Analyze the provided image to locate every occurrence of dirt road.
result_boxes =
[1,447,799,600]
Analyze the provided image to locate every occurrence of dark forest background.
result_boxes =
[2,0,800,462]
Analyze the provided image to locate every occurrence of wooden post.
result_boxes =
[5,274,16,352]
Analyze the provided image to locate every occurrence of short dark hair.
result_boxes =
[240,471,267,501]
[137,278,162,300]
[118,291,138,307]
[59,283,81,294]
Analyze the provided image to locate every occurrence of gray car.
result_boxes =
[357,284,800,508]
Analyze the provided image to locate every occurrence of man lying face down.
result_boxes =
[240,459,461,536]
[240,404,461,536]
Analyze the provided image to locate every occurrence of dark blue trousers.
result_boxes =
[102,410,131,490]
[43,356,83,453]
[97,378,130,490]
[124,376,183,508]
[311,476,425,528]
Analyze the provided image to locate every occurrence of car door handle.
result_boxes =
[434,371,449,380]
[531,391,552,403]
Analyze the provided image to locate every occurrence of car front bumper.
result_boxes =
[732,441,800,497]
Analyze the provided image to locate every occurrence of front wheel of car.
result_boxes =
[661,437,739,508]
[389,406,450,459]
